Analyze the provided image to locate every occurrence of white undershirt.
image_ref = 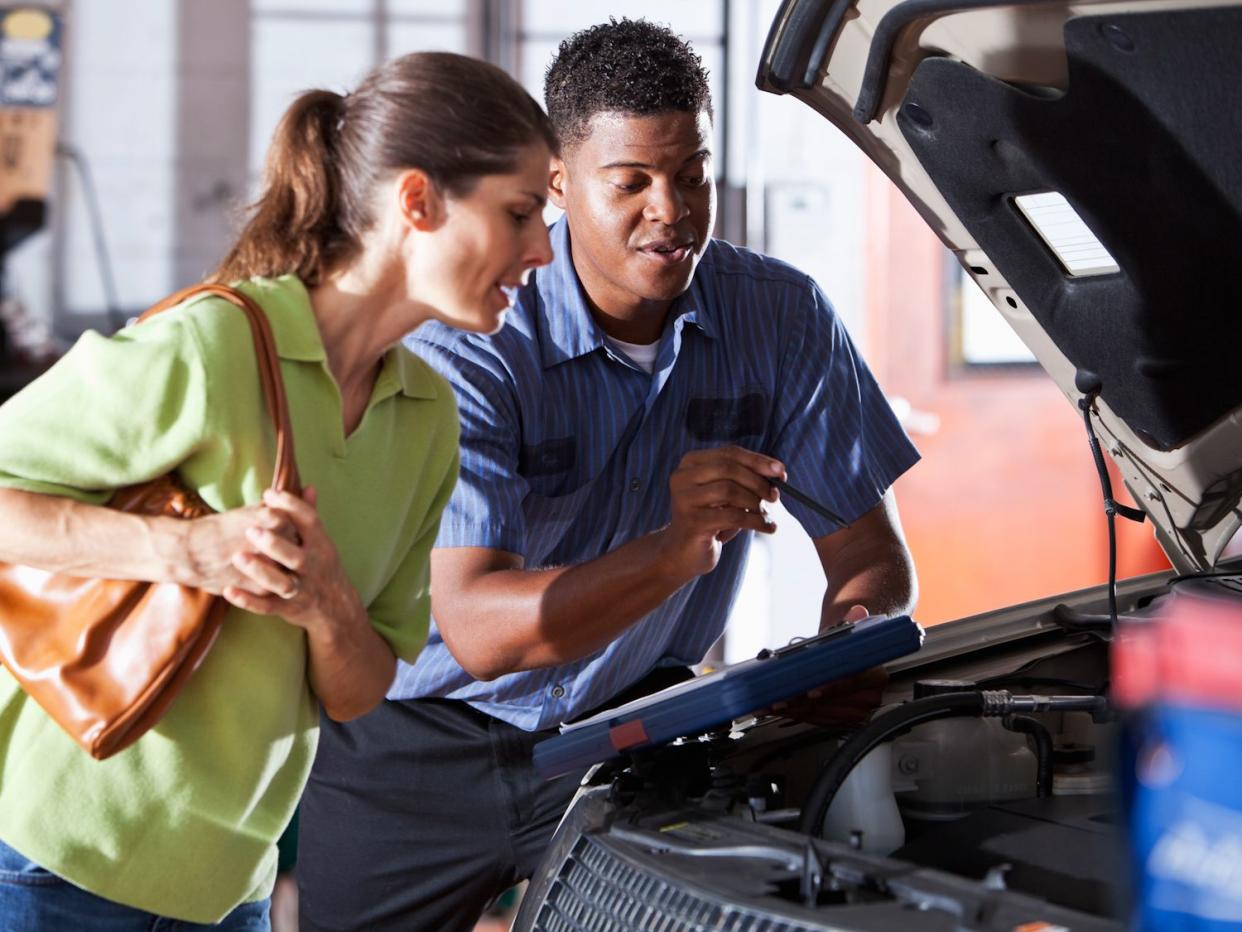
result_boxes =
[604,336,659,374]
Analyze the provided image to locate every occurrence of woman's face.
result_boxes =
[408,143,554,334]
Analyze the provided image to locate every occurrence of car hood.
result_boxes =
[757,0,1242,573]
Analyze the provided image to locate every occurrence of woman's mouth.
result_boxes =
[491,282,519,309]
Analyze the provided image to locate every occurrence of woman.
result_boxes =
[0,52,554,928]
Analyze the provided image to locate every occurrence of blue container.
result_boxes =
[1127,704,1242,930]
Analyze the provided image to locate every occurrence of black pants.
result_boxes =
[296,668,691,931]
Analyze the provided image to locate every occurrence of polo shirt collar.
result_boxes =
[247,275,437,400]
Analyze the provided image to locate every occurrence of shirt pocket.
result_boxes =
[684,389,770,444]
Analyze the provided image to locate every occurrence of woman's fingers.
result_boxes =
[231,550,299,599]
[262,488,319,531]
[245,526,306,572]
[223,585,293,615]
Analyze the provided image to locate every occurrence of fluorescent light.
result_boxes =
[1014,191,1120,277]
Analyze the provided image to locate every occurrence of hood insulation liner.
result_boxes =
[896,7,1242,451]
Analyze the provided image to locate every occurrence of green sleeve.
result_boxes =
[365,446,460,663]
[0,314,209,503]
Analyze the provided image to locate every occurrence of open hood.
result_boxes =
[757,0,1242,573]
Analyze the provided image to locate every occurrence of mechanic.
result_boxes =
[297,19,920,931]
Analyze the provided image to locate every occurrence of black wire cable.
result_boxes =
[797,692,985,836]
[1074,372,1145,629]
[1002,714,1053,798]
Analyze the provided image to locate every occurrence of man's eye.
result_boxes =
[511,211,531,224]
[681,175,707,187]
[613,181,644,193]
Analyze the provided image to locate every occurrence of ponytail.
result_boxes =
[212,90,349,286]
[212,53,557,288]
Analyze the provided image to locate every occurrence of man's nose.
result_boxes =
[642,181,689,226]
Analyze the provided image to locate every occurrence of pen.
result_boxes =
[771,478,849,528]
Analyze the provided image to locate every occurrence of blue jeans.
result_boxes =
[0,839,270,931]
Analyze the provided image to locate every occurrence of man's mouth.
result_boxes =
[638,240,695,266]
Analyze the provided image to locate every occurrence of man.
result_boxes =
[298,19,919,931]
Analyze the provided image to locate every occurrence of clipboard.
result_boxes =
[533,613,925,779]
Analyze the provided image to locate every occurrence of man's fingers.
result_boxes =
[680,449,784,492]
[697,507,776,536]
[679,446,784,480]
[683,479,767,513]
[678,460,780,503]
[844,604,871,623]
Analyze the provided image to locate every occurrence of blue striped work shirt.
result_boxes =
[390,218,919,731]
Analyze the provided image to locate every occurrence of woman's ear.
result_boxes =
[548,157,568,211]
[395,169,445,232]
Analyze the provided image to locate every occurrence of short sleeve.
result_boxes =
[365,446,460,663]
[768,277,920,537]
[0,314,209,503]
[412,337,530,556]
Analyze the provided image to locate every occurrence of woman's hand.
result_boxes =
[222,487,366,635]
[180,502,299,595]
[222,486,396,720]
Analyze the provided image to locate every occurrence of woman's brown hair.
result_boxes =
[212,52,557,286]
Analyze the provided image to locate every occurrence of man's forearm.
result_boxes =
[434,528,697,680]
[819,540,917,630]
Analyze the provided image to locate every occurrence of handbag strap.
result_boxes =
[139,284,301,495]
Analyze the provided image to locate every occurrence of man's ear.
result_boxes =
[395,168,445,232]
[548,157,569,211]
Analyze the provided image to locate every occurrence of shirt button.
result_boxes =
[551,684,565,699]
[629,478,641,492]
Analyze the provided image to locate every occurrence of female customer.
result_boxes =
[0,51,554,928]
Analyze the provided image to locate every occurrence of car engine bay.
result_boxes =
[516,571,1242,931]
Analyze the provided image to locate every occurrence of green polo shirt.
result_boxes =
[0,275,458,922]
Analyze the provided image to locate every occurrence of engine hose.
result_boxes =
[798,691,985,836]
[1002,714,1054,798]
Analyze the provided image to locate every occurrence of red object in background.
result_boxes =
[1113,590,1242,712]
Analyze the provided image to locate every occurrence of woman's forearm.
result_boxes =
[0,488,187,583]
[304,602,397,721]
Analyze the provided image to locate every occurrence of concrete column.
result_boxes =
[173,0,250,288]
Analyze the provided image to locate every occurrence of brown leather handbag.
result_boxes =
[0,283,301,760]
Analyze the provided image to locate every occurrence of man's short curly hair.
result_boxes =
[544,18,713,148]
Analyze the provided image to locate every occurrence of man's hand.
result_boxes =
[763,605,888,729]
[765,665,889,729]
[654,446,785,579]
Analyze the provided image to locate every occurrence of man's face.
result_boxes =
[550,109,715,320]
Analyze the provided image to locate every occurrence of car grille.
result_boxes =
[529,834,820,932]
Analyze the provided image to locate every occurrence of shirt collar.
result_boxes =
[240,275,437,399]
[674,262,716,341]
[534,219,609,370]
[531,219,717,371]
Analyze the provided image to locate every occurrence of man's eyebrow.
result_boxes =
[600,149,711,170]
[521,190,547,206]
